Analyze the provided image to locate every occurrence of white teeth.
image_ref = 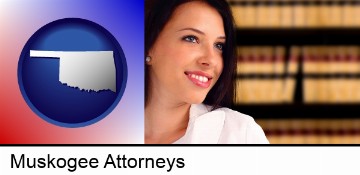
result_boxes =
[203,77,208,82]
[188,74,209,83]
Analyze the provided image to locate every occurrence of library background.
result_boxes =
[228,0,360,143]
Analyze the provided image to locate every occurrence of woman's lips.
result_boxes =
[185,71,212,88]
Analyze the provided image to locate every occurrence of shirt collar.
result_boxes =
[175,103,225,144]
[189,103,211,119]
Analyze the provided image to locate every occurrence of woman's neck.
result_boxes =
[145,97,191,144]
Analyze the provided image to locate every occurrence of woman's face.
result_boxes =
[148,1,225,104]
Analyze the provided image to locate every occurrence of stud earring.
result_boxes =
[145,56,151,63]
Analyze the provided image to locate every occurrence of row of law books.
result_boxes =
[257,119,360,144]
[235,46,360,104]
[230,0,360,28]
[303,46,360,103]
[236,46,295,103]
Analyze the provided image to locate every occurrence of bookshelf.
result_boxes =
[229,0,360,28]
[229,0,360,143]
[234,28,360,119]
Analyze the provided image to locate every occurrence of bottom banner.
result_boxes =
[0,146,358,174]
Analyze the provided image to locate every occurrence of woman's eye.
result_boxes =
[182,35,198,43]
[215,43,225,51]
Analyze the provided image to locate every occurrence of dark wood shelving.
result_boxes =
[234,104,360,119]
[236,28,360,46]
[229,0,360,6]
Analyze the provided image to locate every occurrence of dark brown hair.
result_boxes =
[145,0,237,109]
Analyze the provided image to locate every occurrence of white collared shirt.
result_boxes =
[173,104,269,144]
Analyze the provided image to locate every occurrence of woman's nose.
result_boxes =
[197,44,220,68]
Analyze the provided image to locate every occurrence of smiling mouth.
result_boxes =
[184,71,213,88]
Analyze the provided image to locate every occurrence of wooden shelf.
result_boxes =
[234,104,360,119]
[229,0,360,6]
[236,28,360,46]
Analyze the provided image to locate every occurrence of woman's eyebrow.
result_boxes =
[177,27,225,39]
[177,27,205,35]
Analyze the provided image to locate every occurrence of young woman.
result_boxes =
[145,0,269,144]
